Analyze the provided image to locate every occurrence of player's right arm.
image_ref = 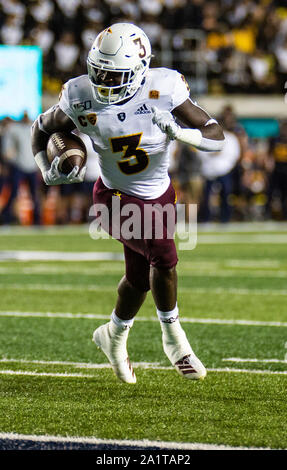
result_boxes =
[31,105,86,185]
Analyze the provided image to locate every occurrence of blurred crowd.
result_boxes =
[170,106,287,224]
[1,0,287,225]
[0,0,287,94]
[1,107,287,226]
[0,114,100,225]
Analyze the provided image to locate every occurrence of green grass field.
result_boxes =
[0,223,286,449]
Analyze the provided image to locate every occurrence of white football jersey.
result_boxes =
[58,67,190,199]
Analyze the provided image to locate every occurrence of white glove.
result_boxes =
[152,106,180,140]
[152,106,204,148]
[43,156,86,185]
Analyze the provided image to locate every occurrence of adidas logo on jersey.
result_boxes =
[134,104,151,115]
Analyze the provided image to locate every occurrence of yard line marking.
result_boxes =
[195,221,287,232]
[0,258,283,270]
[196,234,287,244]
[0,432,275,450]
[0,370,96,378]
[178,270,287,278]
[0,221,286,234]
[0,311,110,320]
[0,311,286,326]
[179,287,287,296]
[179,259,282,269]
[0,284,113,291]
[0,220,286,233]
[0,358,161,369]
[2,266,287,277]
[0,266,124,274]
[223,260,281,268]
[0,367,286,376]
[1,358,286,371]
[207,368,287,375]
[178,318,287,327]
[1,284,287,297]
[0,251,124,261]
[223,357,287,364]
[0,225,91,235]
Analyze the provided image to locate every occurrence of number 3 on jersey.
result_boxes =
[110,133,149,175]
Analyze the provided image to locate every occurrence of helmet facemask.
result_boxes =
[87,58,148,105]
[87,24,151,105]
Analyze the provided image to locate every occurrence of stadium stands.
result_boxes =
[0,0,287,224]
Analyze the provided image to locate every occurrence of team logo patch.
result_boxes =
[134,104,151,115]
[73,100,92,111]
[149,90,160,99]
[117,112,126,121]
[87,113,97,125]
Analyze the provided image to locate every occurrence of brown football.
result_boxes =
[47,132,87,175]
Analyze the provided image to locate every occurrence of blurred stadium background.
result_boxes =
[0,0,287,226]
[1,1,287,451]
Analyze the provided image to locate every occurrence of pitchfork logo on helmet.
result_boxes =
[87,23,152,105]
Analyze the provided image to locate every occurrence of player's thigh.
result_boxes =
[123,244,150,292]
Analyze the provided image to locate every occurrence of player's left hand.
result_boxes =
[151,106,179,140]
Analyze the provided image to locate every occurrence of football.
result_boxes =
[47,132,87,175]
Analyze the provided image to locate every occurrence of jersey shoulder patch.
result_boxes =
[147,68,179,95]
[58,75,95,120]
[146,67,190,111]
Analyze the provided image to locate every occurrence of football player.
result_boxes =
[31,23,225,384]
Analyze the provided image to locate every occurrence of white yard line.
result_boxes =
[0,258,283,268]
[0,221,286,234]
[0,370,96,378]
[206,368,287,375]
[0,251,124,261]
[0,311,286,326]
[2,233,286,245]
[2,266,287,277]
[195,221,287,232]
[0,283,111,291]
[223,358,287,364]
[1,283,287,297]
[1,358,286,371]
[0,358,161,369]
[178,287,287,296]
[0,432,274,450]
[0,225,90,235]
[195,234,287,244]
[178,270,287,278]
[0,367,286,377]
[223,260,281,268]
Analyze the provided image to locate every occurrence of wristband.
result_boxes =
[199,136,225,151]
[176,127,224,151]
[176,128,202,147]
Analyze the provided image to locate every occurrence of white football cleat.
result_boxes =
[161,320,206,380]
[174,353,207,380]
[92,321,136,384]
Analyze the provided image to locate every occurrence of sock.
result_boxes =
[156,303,192,363]
[156,303,179,323]
[111,310,134,330]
